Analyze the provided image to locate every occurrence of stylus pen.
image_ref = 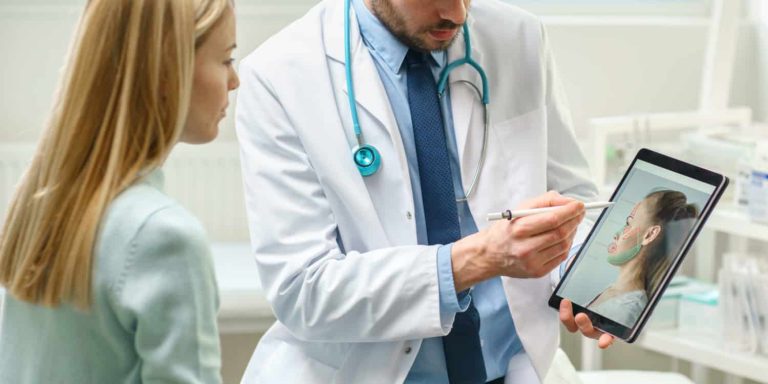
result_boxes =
[487,201,614,221]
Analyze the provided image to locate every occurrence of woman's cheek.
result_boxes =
[620,227,639,241]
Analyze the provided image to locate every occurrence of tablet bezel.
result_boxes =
[548,148,729,342]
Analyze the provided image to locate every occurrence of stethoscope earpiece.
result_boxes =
[353,144,381,176]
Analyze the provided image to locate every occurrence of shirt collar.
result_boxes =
[138,167,164,190]
[352,0,446,74]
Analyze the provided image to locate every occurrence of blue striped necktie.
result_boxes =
[405,49,487,384]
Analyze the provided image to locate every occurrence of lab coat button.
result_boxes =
[405,346,412,354]
[406,211,413,220]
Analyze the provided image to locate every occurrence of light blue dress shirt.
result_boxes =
[352,1,521,382]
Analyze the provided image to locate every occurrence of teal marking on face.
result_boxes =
[607,228,642,266]
[607,243,641,266]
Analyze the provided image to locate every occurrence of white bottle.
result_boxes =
[735,154,751,211]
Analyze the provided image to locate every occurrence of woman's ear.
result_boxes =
[641,225,662,246]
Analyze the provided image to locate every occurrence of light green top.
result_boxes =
[590,289,648,328]
[0,170,222,384]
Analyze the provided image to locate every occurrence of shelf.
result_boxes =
[637,329,768,383]
[635,205,768,383]
[706,205,768,242]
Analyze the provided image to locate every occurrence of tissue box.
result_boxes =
[647,276,715,330]
[678,289,720,336]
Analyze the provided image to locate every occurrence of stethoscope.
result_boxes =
[344,0,491,202]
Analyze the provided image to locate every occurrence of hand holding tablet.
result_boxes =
[550,148,728,342]
[559,298,616,349]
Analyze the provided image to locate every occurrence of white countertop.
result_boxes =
[211,242,275,334]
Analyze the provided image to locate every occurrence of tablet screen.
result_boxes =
[555,159,716,329]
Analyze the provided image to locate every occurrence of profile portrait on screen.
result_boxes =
[552,150,727,341]
[587,190,699,327]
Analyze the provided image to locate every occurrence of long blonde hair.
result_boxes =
[0,0,230,309]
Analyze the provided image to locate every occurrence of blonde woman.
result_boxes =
[0,0,238,382]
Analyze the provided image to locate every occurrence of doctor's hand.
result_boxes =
[559,299,615,349]
[451,191,585,292]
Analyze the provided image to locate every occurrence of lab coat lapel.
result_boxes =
[446,19,485,193]
[322,0,416,246]
[324,3,400,147]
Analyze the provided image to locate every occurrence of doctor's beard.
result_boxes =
[368,0,470,52]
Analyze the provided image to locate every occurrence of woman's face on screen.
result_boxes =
[607,198,655,260]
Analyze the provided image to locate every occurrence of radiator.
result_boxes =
[0,142,249,242]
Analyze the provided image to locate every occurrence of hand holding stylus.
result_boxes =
[450,191,585,292]
[449,190,615,348]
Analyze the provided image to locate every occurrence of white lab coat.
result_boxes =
[235,0,597,383]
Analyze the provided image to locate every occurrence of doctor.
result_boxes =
[236,0,613,383]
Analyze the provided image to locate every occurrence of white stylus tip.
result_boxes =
[487,212,504,221]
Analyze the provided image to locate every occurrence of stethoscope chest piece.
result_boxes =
[353,144,381,176]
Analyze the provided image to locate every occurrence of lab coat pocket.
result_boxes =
[248,340,353,383]
[491,107,546,164]
[486,107,547,205]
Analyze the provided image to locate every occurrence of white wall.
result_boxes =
[0,0,763,144]
[0,0,321,144]
[0,0,764,380]
[756,19,768,122]
[548,20,759,133]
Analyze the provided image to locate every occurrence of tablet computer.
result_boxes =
[549,148,729,342]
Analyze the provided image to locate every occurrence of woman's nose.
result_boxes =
[228,67,240,91]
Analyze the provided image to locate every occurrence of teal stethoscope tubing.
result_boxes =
[344,0,491,201]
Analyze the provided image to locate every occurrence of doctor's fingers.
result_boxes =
[574,312,604,340]
[516,190,577,210]
[503,218,578,275]
[509,211,582,252]
[562,303,616,348]
[558,299,579,333]
[503,226,575,278]
[597,333,616,349]
[541,226,579,263]
[509,201,585,238]
[576,313,615,349]
[534,246,569,277]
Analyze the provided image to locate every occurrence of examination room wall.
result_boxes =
[0,0,765,382]
[759,21,768,121]
[0,0,763,144]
